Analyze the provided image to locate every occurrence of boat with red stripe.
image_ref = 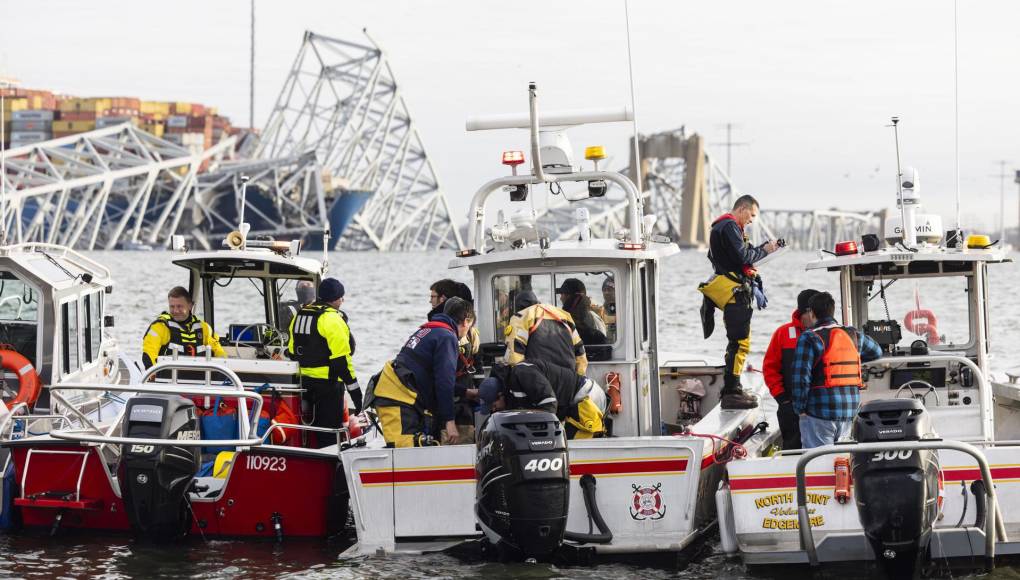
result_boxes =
[717,168,1020,575]
[341,85,779,559]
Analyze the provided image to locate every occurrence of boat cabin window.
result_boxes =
[0,272,39,367]
[862,275,970,351]
[207,276,271,339]
[83,292,102,364]
[61,300,80,375]
[552,272,616,345]
[491,271,618,347]
[276,277,317,335]
[493,274,553,334]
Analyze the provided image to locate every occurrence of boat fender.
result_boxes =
[970,480,987,530]
[563,474,613,545]
[0,350,41,410]
[833,456,851,504]
[604,372,622,415]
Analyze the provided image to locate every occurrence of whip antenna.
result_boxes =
[624,0,642,197]
[953,0,960,231]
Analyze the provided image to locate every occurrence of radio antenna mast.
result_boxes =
[623,0,642,197]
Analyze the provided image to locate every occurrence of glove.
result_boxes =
[347,380,364,415]
[752,278,768,310]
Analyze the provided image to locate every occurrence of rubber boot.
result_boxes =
[721,390,759,410]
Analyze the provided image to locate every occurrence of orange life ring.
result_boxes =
[903,309,940,345]
[0,350,42,410]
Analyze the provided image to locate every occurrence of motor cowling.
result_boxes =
[851,398,940,573]
[476,410,569,559]
[120,395,201,539]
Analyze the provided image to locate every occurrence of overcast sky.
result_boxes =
[2,0,1018,232]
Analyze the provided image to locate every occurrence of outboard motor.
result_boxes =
[852,398,940,576]
[476,410,569,559]
[120,395,201,539]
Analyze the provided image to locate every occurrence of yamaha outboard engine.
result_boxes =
[852,398,940,576]
[476,410,569,559]
[120,395,201,539]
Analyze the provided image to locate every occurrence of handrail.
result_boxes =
[260,422,352,451]
[2,242,113,281]
[49,431,263,448]
[864,355,991,441]
[465,170,642,253]
[794,440,998,568]
[51,383,264,441]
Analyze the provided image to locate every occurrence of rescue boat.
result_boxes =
[0,233,356,538]
[340,84,778,559]
[0,243,138,419]
[718,167,1020,575]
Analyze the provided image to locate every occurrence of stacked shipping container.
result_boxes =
[1,87,238,149]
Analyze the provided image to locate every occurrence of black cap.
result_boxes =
[797,289,820,312]
[513,290,538,312]
[555,278,586,295]
[318,278,345,302]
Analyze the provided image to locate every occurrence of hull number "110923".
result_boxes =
[246,455,287,472]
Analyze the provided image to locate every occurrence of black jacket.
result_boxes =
[708,215,768,275]
[492,359,583,419]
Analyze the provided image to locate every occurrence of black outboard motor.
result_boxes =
[120,395,201,539]
[852,398,940,576]
[476,410,569,559]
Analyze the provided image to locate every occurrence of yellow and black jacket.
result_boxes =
[287,302,357,385]
[142,312,225,369]
[504,303,587,375]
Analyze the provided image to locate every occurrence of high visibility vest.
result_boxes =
[810,325,863,389]
[289,303,334,368]
[152,313,208,357]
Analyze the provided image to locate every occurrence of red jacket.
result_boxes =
[762,310,804,398]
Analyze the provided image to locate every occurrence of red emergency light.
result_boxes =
[501,151,525,166]
[834,240,859,256]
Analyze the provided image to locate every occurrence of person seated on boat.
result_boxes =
[791,292,883,449]
[288,278,360,448]
[504,291,588,375]
[599,275,617,340]
[142,286,226,369]
[699,194,781,410]
[367,297,475,447]
[428,278,460,320]
[478,360,607,439]
[450,282,481,442]
[556,278,608,346]
[762,288,819,450]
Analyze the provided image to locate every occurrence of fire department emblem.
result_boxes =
[630,483,666,520]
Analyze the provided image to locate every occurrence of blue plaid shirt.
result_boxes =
[791,317,883,420]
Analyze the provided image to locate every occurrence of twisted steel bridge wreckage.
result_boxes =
[0,32,875,252]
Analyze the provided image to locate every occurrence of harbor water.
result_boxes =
[1,249,1017,579]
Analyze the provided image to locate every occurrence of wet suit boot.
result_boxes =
[721,293,758,410]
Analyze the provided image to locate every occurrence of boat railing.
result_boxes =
[260,423,352,453]
[47,385,263,448]
[794,440,1001,568]
[3,242,113,281]
[864,355,991,440]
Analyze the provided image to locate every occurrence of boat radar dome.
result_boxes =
[883,167,943,246]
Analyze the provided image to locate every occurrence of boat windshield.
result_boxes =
[492,270,618,345]
[0,271,39,322]
[865,275,970,350]
[209,276,270,333]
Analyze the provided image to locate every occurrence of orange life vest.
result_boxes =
[810,325,863,389]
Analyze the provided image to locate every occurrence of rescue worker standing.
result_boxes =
[791,292,882,448]
[288,278,360,447]
[369,297,475,447]
[504,291,588,375]
[142,286,225,369]
[700,195,780,409]
[478,361,607,439]
[762,289,819,449]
